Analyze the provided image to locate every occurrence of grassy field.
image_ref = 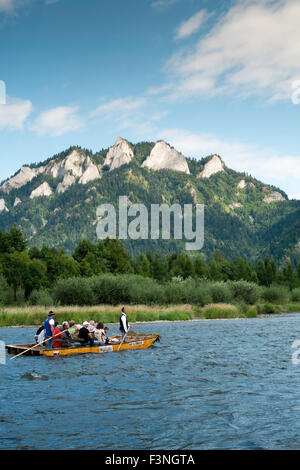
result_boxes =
[0,302,300,327]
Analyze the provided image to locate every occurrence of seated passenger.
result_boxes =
[53,323,63,348]
[35,323,45,343]
[88,320,96,333]
[78,321,94,346]
[93,322,107,345]
[104,327,111,343]
[61,321,74,348]
[72,325,84,343]
[68,320,76,337]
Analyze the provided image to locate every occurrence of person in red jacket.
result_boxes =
[53,323,63,348]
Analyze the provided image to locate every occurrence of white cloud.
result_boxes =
[31,106,84,136]
[0,0,16,12]
[0,0,31,13]
[92,96,146,118]
[91,95,168,138]
[175,10,206,40]
[0,98,32,130]
[151,0,178,10]
[162,0,300,101]
[156,128,300,199]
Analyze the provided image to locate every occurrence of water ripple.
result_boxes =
[1,315,300,449]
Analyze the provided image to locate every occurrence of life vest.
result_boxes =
[44,317,54,337]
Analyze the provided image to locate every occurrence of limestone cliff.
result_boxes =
[141,141,190,174]
[103,137,134,171]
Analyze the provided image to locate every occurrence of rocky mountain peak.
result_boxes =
[103,137,134,171]
[198,155,225,179]
[0,165,44,194]
[30,182,53,199]
[141,141,190,174]
[263,191,286,204]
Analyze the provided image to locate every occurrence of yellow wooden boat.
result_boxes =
[6,334,160,357]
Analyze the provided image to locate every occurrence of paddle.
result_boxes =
[10,329,66,360]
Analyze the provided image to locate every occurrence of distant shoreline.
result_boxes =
[0,304,300,329]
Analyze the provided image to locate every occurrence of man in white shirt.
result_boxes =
[120,307,130,342]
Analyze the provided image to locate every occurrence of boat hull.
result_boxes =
[6,335,159,357]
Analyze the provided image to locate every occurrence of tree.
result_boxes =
[22,259,47,300]
[151,253,169,282]
[282,262,298,290]
[194,255,208,278]
[134,254,151,277]
[103,238,134,274]
[169,253,195,279]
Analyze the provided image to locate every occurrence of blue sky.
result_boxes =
[0,0,300,198]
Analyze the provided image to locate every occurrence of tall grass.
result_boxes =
[0,304,195,327]
[200,303,239,319]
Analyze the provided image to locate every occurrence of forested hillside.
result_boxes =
[0,138,299,265]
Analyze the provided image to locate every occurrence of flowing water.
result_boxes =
[1,314,300,450]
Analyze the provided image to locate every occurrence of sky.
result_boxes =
[0,0,300,199]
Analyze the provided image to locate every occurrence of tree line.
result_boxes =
[0,226,299,304]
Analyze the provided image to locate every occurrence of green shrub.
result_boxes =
[129,278,166,305]
[229,281,260,304]
[207,282,232,303]
[0,275,9,306]
[246,306,258,318]
[53,277,97,306]
[29,289,54,307]
[257,302,280,314]
[291,288,300,302]
[262,285,289,304]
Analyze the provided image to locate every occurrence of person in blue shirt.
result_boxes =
[44,311,56,349]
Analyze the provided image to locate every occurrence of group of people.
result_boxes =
[35,307,130,350]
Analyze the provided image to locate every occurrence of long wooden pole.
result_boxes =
[10,330,64,360]
[118,331,128,351]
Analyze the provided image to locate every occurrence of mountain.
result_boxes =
[0,136,299,265]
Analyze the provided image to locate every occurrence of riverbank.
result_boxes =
[1,302,300,327]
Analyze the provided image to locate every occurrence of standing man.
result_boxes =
[120,307,130,343]
[44,311,56,349]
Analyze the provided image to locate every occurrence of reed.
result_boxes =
[200,303,239,319]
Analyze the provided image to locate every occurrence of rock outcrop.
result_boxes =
[47,150,100,184]
[237,179,247,189]
[56,174,76,195]
[0,166,44,194]
[229,202,242,210]
[0,199,9,213]
[264,191,286,204]
[237,179,255,190]
[1,150,101,197]
[30,182,53,199]
[79,162,101,185]
[14,197,22,207]
[142,141,190,174]
[198,155,224,178]
[103,137,134,171]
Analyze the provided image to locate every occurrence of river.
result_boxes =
[1,314,300,450]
